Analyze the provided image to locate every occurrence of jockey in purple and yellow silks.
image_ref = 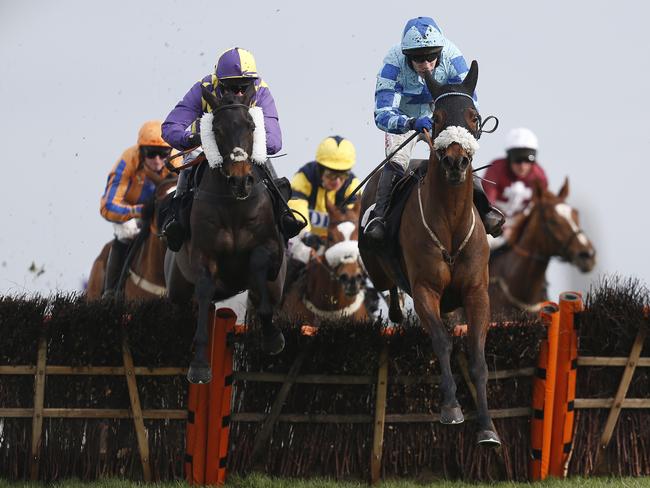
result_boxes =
[100,120,174,297]
[160,47,296,251]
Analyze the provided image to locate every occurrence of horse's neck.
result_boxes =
[305,263,355,310]
[132,226,167,286]
[496,224,550,304]
[422,161,474,234]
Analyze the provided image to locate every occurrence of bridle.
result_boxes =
[210,102,255,178]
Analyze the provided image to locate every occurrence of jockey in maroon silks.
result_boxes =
[160,47,295,251]
[483,127,549,248]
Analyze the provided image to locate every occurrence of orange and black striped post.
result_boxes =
[530,302,560,480]
[549,292,582,477]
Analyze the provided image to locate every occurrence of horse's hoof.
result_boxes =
[187,364,212,384]
[440,406,464,424]
[262,329,285,355]
[477,430,501,448]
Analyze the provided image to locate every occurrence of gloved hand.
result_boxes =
[302,232,323,250]
[186,133,201,149]
[411,116,433,133]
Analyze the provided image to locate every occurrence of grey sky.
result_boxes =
[1,0,648,300]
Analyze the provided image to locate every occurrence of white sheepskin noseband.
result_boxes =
[433,126,479,157]
[200,106,267,168]
[325,240,359,268]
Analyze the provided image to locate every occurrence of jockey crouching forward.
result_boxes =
[484,127,549,249]
[100,121,172,298]
[364,16,505,242]
[160,47,303,252]
[286,136,360,278]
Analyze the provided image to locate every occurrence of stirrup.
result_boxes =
[364,216,386,240]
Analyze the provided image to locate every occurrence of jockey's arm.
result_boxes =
[255,84,282,155]
[100,155,143,223]
[374,50,411,134]
[162,81,204,150]
[288,170,312,234]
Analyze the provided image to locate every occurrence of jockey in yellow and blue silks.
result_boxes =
[286,136,360,264]
[364,17,504,242]
[100,121,174,297]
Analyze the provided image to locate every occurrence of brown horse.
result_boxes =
[360,61,500,446]
[489,178,596,313]
[281,200,368,324]
[165,89,286,384]
[86,175,177,300]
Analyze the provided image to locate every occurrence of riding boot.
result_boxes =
[263,159,306,240]
[162,168,191,252]
[102,238,130,299]
[473,177,505,237]
[363,163,400,242]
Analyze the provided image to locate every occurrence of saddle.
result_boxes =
[360,159,429,295]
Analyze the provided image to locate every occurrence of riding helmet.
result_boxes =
[315,136,356,172]
[137,121,170,147]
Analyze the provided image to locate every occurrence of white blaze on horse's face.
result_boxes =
[230,147,248,162]
[324,222,359,268]
[555,203,589,246]
[337,221,356,242]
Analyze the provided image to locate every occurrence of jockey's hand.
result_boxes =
[411,116,433,133]
[302,232,323,250]
[186,133,201,149]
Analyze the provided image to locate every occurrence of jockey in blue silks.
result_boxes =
[364,17,504,242]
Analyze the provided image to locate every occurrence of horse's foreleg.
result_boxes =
[464,286,501,447]
[250,246,285,355]
[187,267,215,384]
[388,287,404,323]
[413,285,463,424]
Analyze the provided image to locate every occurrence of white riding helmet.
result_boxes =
[505,128,538,151]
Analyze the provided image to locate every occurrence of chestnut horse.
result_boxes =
[281,200,368,324]
[360,61,500,446]
[86,175,177,300]
[165,89,286,384]
[489,178,596,313]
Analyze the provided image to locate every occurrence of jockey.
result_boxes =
[286,135,360,265]
[100,121,172,298]
[364,16,505,242]
[484,127,549,248]
[160,47,300,251]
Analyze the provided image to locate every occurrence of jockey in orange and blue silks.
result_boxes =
[160,47,295,252]
[364,16,504,242]
[99,121,173,297]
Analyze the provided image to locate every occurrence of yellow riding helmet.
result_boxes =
[137,120,170,147]
[315,136,356,171]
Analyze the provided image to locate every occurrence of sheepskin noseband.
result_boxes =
[433,126,479,157]
[200,106,267,168]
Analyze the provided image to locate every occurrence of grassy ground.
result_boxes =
[2,474,650,488]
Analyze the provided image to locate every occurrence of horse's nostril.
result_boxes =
[246,175,254,186]
[339,273,349,283]
[578,251,593,261]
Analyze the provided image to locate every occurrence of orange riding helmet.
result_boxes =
[137,120,170,148]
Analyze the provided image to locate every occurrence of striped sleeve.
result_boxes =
[374,49,412,134]
[100,158,142,223]
[288,170,313,233]
[343,176,361,203]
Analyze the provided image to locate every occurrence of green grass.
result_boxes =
[2,474,650,488]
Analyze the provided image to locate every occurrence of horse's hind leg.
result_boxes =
[464,286,501,447]
[388,287,404,323]
[413,285,463,424]
[187,267,215,384]
[249,246,285,355]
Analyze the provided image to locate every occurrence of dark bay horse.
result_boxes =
[86,175,177,300]
[489,178,596,313]
[165,89,286,384]
[281,200,368,324]
[359,61,500,446]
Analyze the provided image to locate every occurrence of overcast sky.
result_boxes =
[1,0,648,301]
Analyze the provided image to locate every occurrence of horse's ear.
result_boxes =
[241,84,256,107]
[201,85,220,111]
[423,69,444,100]
[351,199,361,216]
[532,179,545,201]
[461,60,479,95]
[557,177,569,200]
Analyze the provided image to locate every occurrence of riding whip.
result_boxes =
[338,130,419,210]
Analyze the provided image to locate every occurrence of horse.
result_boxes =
[489,178,596,314]
[165,89,286,384]
[86,175,178,300]
[359,61,500,447]
[281,200,368,324]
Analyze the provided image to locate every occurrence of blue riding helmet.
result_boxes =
[401,17,446,53]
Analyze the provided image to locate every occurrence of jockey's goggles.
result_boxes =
[322,169,350,181]
[220,80,254,95]
[409,53,439,63]
[143,147,171,159]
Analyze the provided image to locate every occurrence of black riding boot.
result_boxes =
[263,159,306,240]
[473,177,505,237]
[162,168,191,252]
[103,238,129,299]
[363,163,400,242]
